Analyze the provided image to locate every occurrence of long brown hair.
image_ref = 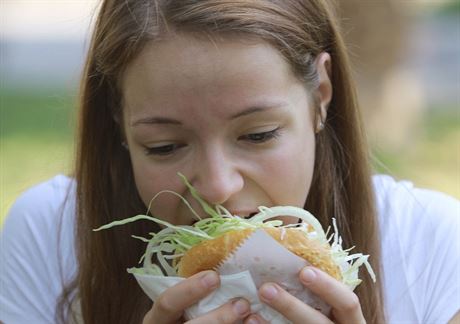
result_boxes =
[60,0,385,323]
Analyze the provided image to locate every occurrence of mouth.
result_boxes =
[189,209,302,227]
[239,210,303,225]
[245,211,258,219]
[189,209,259,226]
[230,210,259,219]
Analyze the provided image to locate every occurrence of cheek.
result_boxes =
[130,157,157,206]
[259,135,315,207]
[129,155,184,221]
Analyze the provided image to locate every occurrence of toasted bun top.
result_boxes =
[177,227,342,280]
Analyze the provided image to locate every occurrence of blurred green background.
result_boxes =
[1,88,76,220]
[1,0,459,224]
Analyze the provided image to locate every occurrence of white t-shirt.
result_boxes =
[1,174,459,323]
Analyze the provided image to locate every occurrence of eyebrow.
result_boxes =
[131,116,182,127]
[131,103,287,127]
[230,105,281,120]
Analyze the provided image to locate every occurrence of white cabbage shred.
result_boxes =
[94,173,376,289]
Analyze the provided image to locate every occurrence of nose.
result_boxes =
[190,147,244,206]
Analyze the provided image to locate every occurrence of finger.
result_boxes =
[149,270,220,324]
[243,313,270,324]
[185,298,251,324]
[259,282,332,324]
[299,266,365,323]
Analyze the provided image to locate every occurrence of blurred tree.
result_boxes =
[337,0,425,152]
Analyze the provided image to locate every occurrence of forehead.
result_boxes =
[121,33,303,117]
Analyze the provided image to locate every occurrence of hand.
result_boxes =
[142,270,251,324]
[244,266,365,324]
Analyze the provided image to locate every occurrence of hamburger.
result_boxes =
[177,226,342,280]
[95,174,375,290]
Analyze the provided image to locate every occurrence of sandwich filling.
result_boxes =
[94,173,376,290]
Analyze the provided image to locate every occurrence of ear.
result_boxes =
[314,52,332,132]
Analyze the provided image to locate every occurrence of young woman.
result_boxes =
[1,1,459,323]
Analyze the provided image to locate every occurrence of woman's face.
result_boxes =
[121,33,331,225]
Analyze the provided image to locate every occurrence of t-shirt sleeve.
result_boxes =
[376,175,460,323]
[0,176,76,324]
[413,190,460,323]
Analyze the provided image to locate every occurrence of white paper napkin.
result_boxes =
[132,229,330,323]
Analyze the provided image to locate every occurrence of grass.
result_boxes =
[1,88,459,226]
[1,89,76,222]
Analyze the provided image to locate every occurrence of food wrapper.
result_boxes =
[132,229,330,323]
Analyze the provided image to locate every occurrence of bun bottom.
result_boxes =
[177,227,341,280]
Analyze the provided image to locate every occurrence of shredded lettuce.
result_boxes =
[93,173,376,289]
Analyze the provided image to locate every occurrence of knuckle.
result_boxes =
[216,312,236,323]
[340,294,361,313]
[154,294,176,314]
[282,301,296,315]
[184,279,212,299]
[217,306,239,323]
[275,295,295,314]
[213,301,247,323]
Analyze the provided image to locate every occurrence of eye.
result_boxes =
[144,143,186,156]
[238,127,281,143]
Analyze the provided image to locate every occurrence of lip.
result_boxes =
[229,210,259,218]
[190,209,258,225]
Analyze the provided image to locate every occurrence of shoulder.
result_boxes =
[373,174,459,213]
[1,175,77,323]
[3,172,77,263]
[373,175,460,322]
[2,173,77,269]
[373,174,459,258]
[7,174,76,220]
[373,175,459,252]
[4,174,77,243]
[373,174,459,231]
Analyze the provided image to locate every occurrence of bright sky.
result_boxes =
[1,0,100,41]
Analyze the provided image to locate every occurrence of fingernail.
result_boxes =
[201,272,219,289]
[233,298,250,315]
[246,315,260,324]
[260,283,278,300]
[245,316,260,324]
[301,267,316,283]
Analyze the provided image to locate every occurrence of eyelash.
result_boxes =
[237,127,281,143]
[144,127,281,156]
[144,143,185,156]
